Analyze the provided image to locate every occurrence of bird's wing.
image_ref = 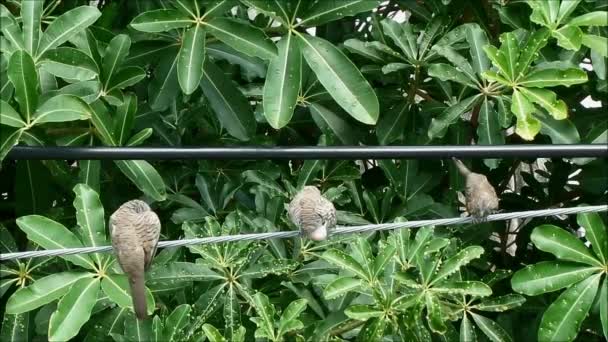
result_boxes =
[142,211,161,271]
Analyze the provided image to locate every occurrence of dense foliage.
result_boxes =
[0,0,607,341]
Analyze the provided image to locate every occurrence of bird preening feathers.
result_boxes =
[452,158,499,222]
[288,186,337,241]
[110,200,161,320]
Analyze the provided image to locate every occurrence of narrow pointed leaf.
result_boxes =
[536,114,580,144]
[0,127,22,163]
[0,100,25,127]
[473,294,526,312]
[466,24,491,76]
[148,50,180,111]
[322,249,368,280]
[520,87,567,120]
[519,68,588,87]
[516,28,551,76]
[376,103,408,145]
[433,281,492,297]
[73,183,107,266]
[470,312,513,342]
[8,50,38,124]
[263,34,300,129]
[310,103,357,145]
[582,34,608,57]
[21,1,43,55]
[114,160,167,201]
[553,25,583,50]
[428,95,480,139]
[299,34,378,125]
[37,6,101,58]
[163,304,191,342]
[299,0,381,27]
[324,277,362,299]
[431,246,484,284]
[568,11,608,26]
[577,212,607,263]
[31,95,91,125]
[178,24,206,95]
[102,34,131,90]
[48,277,100,342]
[511,89,540,141]
[130,9,193,33]
[461,314,477,342]
[511,261,598,295]
[344,305,384,320]
[531,224,602,266]
[113,93,137,146]
[205,18,277,60]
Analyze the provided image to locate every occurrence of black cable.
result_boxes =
[6,144,608,160]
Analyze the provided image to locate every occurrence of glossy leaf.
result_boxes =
[102,34,132,89]
[0,100,25,127]
[200,59,256,141]
[345,305,384,320]
[538,274,601,342]
[73,183,107,266]
[470,312,513,342]
[130,9,193,33]
[100,274,155,315]
[39,47,99,81]
[428,95,480,139]
[582,34,608,57]
[568,11,608,26]
[8,50,38,124]
[299,0,381,27]
[178,24,206,95]
[520,87,567,120]
[536,114,580,144]
[431,246,484,284]
[16,215,96,269]
[37,6,101,58]
[518,68,588,87]
[205,18,277,60]
[531,224,602,266]
[113,93,137,146]
[553,25,583,50]
[324,277,362,299]
[21,1,43,55]
[511,261,598,295]
[6,272,94,314]
[310,103,357,145]
[0,127,22,163]
[48,277,100,342]
[299,34,379,125]
[263,34,300,129]
[163,304,191,342]
[148,50,180,111]
[376,103,408,145]
[577,212,607,263]
[511,88,540,141]
[114,160,167,201]
[31,95,91,125]
[107,66,146,92]
[322,249,368,280]
[473,294,526,312]
[466,23,491,76]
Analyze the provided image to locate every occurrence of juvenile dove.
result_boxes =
[110,200,161,320]
[288,186,336,241]
[453,158,499,222]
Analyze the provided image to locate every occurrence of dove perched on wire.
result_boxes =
[110,200,161,320]
[453,158,499,223]
[288,186,337,241]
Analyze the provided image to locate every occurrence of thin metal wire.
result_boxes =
[6,144,608,160]
[1,205,605,261]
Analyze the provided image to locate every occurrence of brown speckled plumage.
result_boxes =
[453,158,499,221]
[110,200,160,320]
[288,186,336,241]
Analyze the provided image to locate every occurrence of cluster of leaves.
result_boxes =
[1,0,607,341]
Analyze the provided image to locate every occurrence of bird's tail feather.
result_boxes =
[452,158,471,176]
[130,274,148,320]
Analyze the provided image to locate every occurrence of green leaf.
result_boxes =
[163,304,191,342]
[473,294,526,312]
[538,274,601,342]
[278,299,307,336]
[499,32,519,81]
[21,1,43,55]
[428,63,477,88]
[178,24,206,95]
[600,277,608,341]
[483,45,510,80]
[376,103,408,145]
[124,313,153,341]
[263,34,300,129]
[0,127,22,164]
[477,98,504,169]
[426,293,446,333]
[31,95,91,125]
[148,50,180,111]
[39,47,99,81]
[252,292,276,340]
[48,277,100,342]
[324,277,362,299]
[79,159,100,192]
[381,19,418,60]
[299,34,378,125]
[202,324,226,342]
[431,246,484,284]
[577,212,607,263]
[8,50,38,124]
[0,312,29,342]
[345,305,384,320]
[344,38,385,63]
[0,100,25,127]
[242,170,285,195]
[114,160,167,201]
[531,224,602,267]
[205,18,277,60]
[200,59,256,141]
[536,114,580,144]
[432,44,478,84]
[73,183,107,266]
[90,100,116,145]
[16,215,96,269]
[518,68,588,87]
[516,28,551,76]
[102,33,131,89]
[100,274,155,315]
[107,66,146,92]
[461,314,477,342]
[310,102,357,145]
[358,318,387,342]
[433,281,492,297]
[147,262,223,283]
[582,34,608,57]
[568,11,608,26]
[557,0,582,25]
[466,23,491,76]
[6,272,94,314]
[113,93,137,146]
[470,312,513,342]
[299,0,380,27]
[126,128,153,146]
[322,249,368,280]
[130,9,193,33]
[511,261,598,295]
[511,88,540,141]
[552,25,583,50]
[519,87,567,120]
[428,95,480,139]
[37,6,101,58]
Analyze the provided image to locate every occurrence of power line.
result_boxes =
[6,144,608,160]
[1,205,606,261]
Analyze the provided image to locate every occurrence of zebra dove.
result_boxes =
[288,186,336,241]
[452,158,499,222]
[109,200,161,320]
